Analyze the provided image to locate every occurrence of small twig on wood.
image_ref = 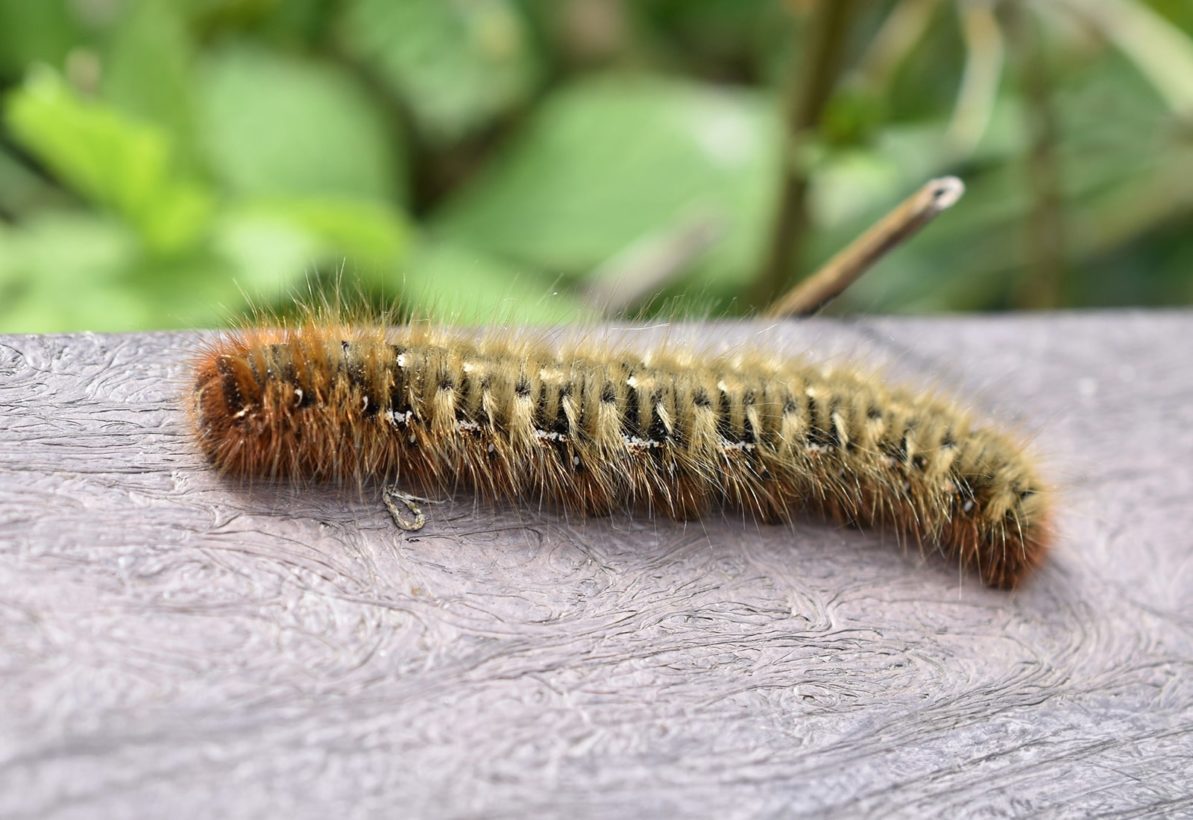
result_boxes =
[749,0,859,310]
[764,176,965,319]
[581,211,725,318]
[384,486,429,531]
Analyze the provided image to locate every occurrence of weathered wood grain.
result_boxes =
[1,313,1190,819]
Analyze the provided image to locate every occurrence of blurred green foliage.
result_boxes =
[0,0,1191,332]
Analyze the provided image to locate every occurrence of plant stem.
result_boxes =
[1010,2,1066,308]
[765,177,965,318]
[749,0,858,311]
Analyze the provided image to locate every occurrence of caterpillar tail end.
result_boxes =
[975,514,1055,590]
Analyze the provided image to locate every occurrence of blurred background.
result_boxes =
[0,0,1191,332]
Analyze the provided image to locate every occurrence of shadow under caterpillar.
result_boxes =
[191,318,1053,589]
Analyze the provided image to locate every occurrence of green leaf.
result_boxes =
[101,0,200,171]
[338,0,541,141]
[0,144,70,215]
[398,238,593,325]
[0,0,81,76]
[211,210,326,301]
[238,196,409,269]
[198,43,406,203]
[207,195,411,309]
[0,212,149,332]
[4,69,213,253]
[433,75,782,294]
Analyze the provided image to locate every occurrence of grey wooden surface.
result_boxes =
[1,313,1191,819]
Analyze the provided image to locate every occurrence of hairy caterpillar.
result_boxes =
[190,316,1052,589]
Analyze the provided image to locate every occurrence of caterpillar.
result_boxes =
[190,316,1052,589]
